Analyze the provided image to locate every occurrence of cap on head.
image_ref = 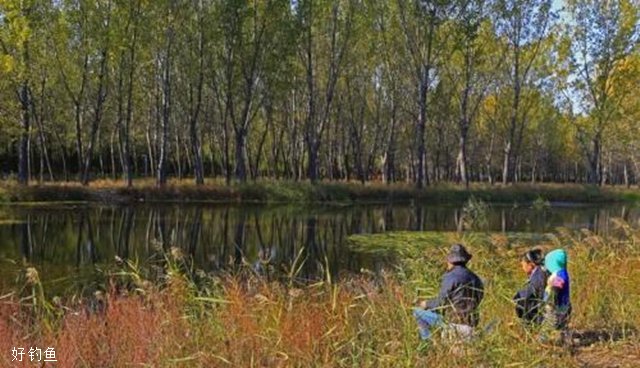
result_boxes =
[446,243,472,265]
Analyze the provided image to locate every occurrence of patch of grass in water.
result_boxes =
[348,231,554,257]
[532,196,552,211]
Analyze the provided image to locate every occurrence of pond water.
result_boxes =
[0,202,638,294]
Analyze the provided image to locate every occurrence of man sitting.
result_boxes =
[413,244,484,341]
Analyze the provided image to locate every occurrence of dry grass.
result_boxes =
[1,223,640,367]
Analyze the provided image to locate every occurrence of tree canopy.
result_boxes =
[0,0,638,186]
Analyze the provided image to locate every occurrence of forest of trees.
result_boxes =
[0,0,638,188]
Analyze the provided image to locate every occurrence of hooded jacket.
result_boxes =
[544,249,571,309]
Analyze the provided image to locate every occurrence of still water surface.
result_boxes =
[0,202,637,293]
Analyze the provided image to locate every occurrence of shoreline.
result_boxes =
[1,180,639,205]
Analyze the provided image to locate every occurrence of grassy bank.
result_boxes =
[1,223,639,366]
[1,179,640,204]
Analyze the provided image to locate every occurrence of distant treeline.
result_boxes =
[0,0,638,187]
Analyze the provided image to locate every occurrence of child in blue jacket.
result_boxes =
[543,249,571,331]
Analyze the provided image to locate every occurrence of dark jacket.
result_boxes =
[425,265,484,327]
[514,266,547,324]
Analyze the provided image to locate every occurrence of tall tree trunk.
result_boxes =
[18,81,30,186]
[222,114,231,184]
[146,116,156,178]
[383,96,398,184]
[52,128,69,182]
[190,0,205,185]
[68,56,89,179]
[307,141,320,182]
[116,62,127,181]
[503,45,522,185]
[304,17,318,183]
[82,46,109,186]
[253,103,272,181]
[110,129,118,179]
[191,118,204,185]
[588,133,601,185]
[174,125,182,180]
[416,67,428,189]
[457,128,469,189]
[32,75,54,182]
[157,25,174,187]
[502,139,512,185]
[234,128,248,182]
[123,0,141,187]
[485,131,495,185]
